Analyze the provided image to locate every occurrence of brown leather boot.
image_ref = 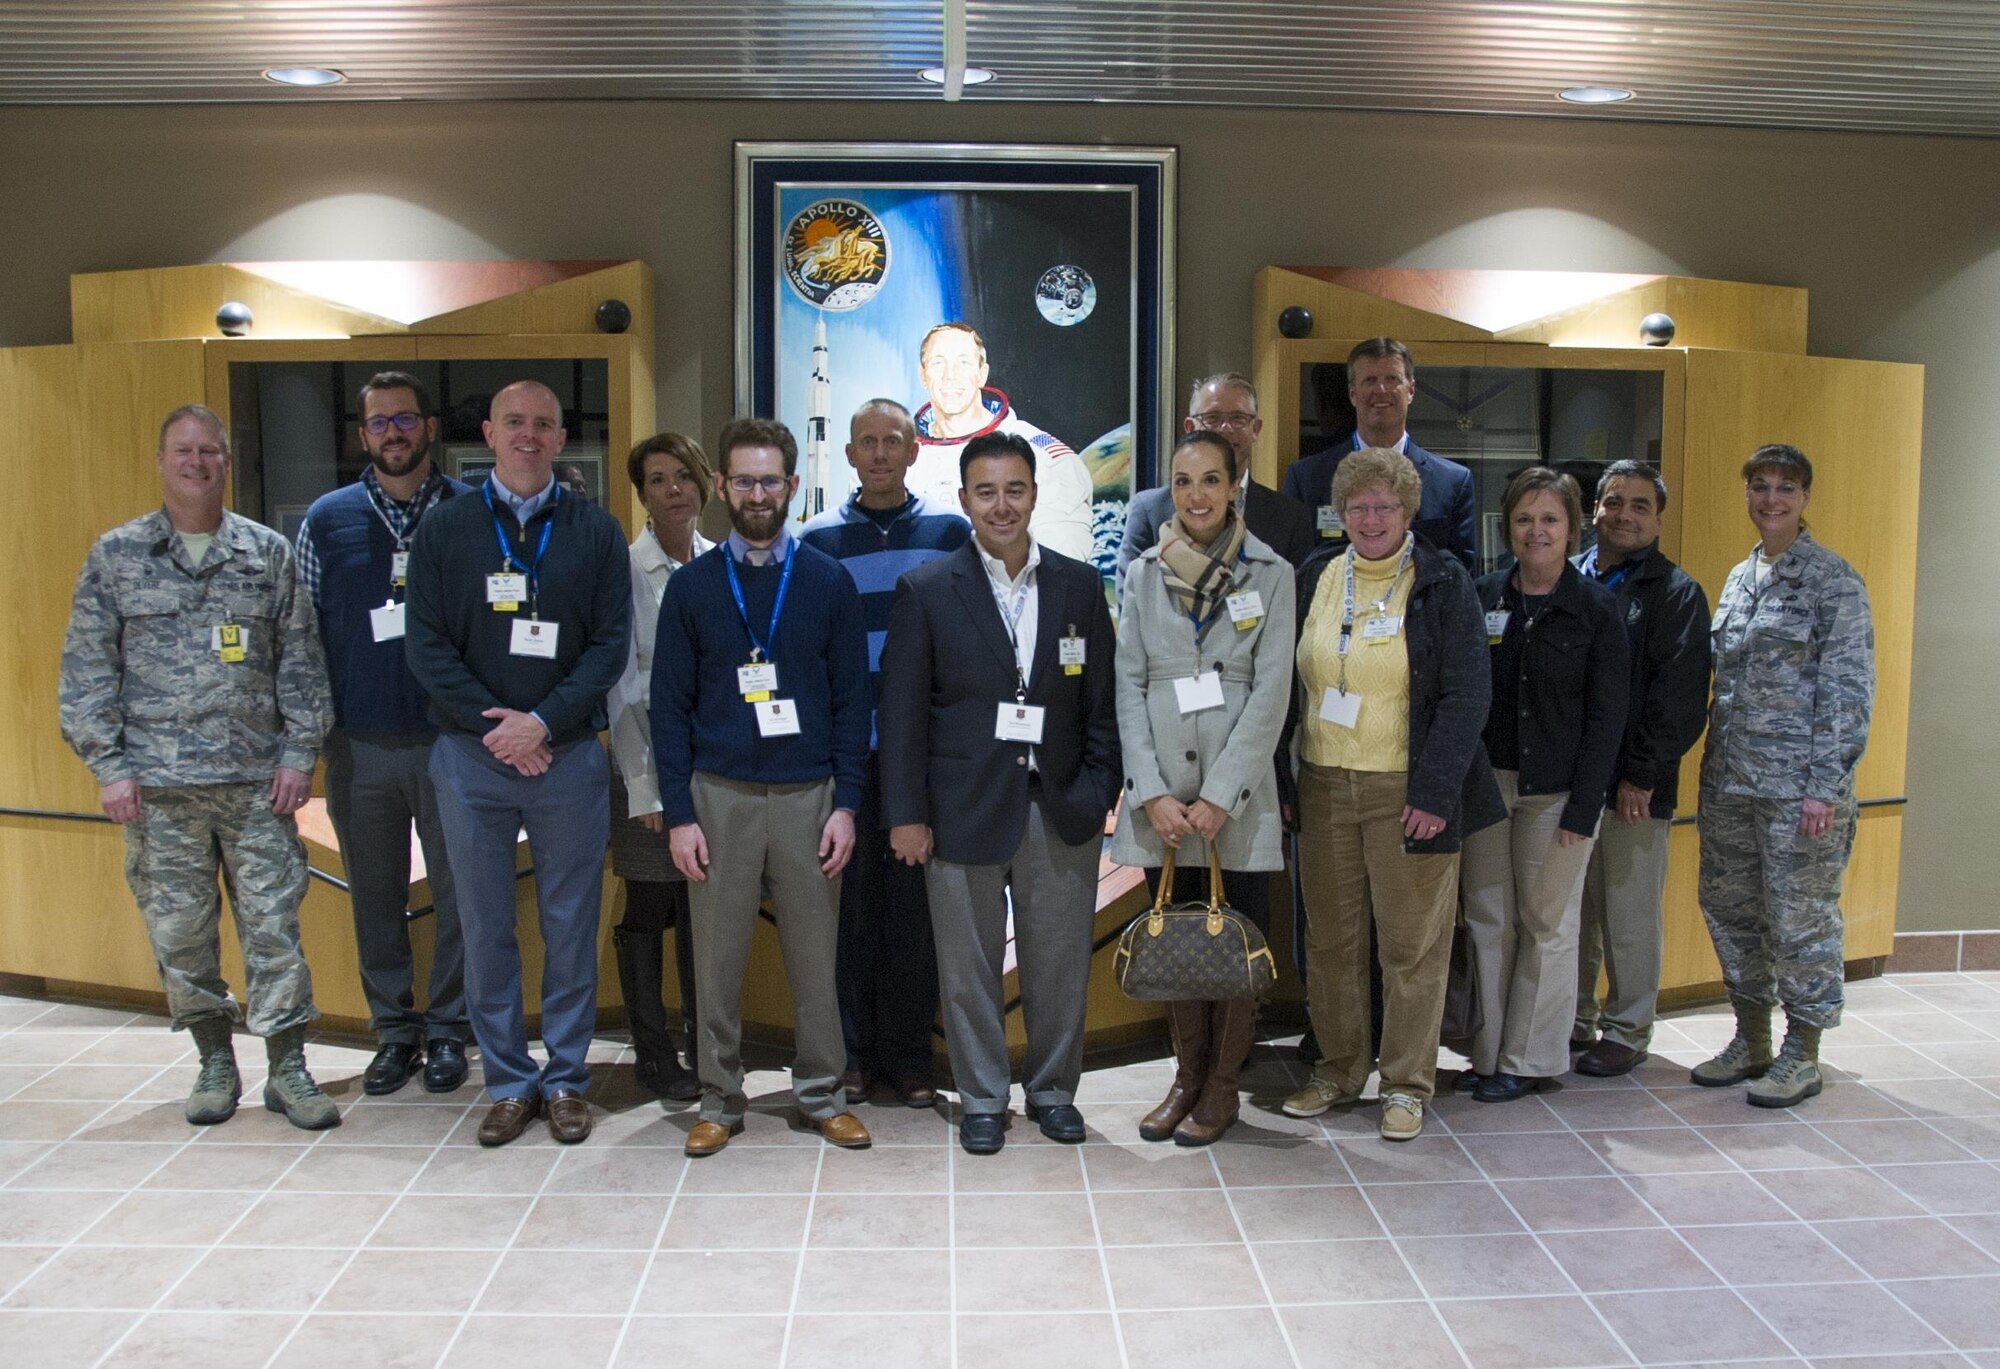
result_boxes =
[1139,1000,1210,1142]
[1175,998,1258,1147]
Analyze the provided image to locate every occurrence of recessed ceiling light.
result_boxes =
[1558,85,1634,105]
[263,67,346,88]
[919,66,995,86]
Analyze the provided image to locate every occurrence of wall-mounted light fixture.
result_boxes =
[263,67,346,88]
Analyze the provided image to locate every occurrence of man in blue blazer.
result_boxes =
[878,431,1121,1155]
[1281,337,1478,572]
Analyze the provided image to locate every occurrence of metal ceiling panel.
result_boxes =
[1,1,1997,138]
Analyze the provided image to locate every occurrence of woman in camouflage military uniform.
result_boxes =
[1694,444,1873,1108]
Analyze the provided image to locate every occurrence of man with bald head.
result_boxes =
[407,380,632,1147]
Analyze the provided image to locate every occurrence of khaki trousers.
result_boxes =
[1576,815,1671,1051]
[1460,770,1595,1079]
[686,772,845,1127]
[1296,764,1459,1103]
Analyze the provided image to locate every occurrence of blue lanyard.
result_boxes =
[1584,547,1634,590]
[482,482,558,610]
[723,543,796,664]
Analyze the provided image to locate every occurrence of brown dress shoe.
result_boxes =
[839,1068,870,1101]
[685,1119,744,1157]
[477,1095,540,1148]
[890,1071,938,1109]
[546,1088,592,1144]
[803,1111,873,1149]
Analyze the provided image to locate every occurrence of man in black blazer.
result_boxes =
[1281,337,1478,572]
[879,432,1121,1155]
[1118,372,1316,575]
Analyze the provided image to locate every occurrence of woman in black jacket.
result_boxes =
[1459,467,1628,1102]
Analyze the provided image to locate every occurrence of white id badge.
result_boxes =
[1226,591,1263,629]
[510,618,559,658]
[1316,505,1345,537]
[1484,609,1511,641]
[995,702,1047,744]
[390,551,410,585]
[1361,615,1401,643]
[1058,636,1087,669]
[737,662,778,699]
[487,572,527,607]
[1318,687,1362,729]
[1173,671,1227,715]
[369,600,406,642]
[755,699,801,737]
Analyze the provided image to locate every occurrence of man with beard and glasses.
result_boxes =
[406,381,631,1148]
[652,417,875,1158]
[297,372,472,1098]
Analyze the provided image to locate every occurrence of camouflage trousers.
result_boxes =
[1697,790,1857,1029]
[121,783,317,1037]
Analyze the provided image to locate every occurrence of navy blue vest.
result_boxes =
[305,475,467,733]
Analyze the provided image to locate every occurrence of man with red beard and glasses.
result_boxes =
[652,418,875,1158]
[297,371,471,1098]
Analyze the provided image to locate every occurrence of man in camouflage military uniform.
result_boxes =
[1695,443,1873,1108]
[58,404,340,1130]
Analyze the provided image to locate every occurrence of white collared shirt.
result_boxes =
[726,527,793,567]
[1351,431,1411,455]
[607,522,714,817]
[975,536,1042,691]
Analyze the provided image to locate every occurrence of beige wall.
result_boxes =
[3,100,1996,931]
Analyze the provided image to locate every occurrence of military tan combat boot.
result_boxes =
[263,1025,341,1130]
[185,1016,240,1126]
[1691,996,1774,1086]
[1748,1020,1824,1108]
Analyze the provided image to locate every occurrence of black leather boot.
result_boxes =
[614,923,700,1101]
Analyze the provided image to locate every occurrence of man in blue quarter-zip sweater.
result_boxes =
[653,417,875,1158]
[298,371,471,1099]
[802,398,970,1109]
[405,380,631,1149]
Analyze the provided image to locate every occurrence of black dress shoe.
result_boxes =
[1025,1101,1086,1143]
[1575,1041,1646,1077]
[959,1114,1006,1155]
[363,1042,422,1096]
[636,1053,702,1103]
[1472,1072,1547,1103]
[1451,1071,1486,1094]
[422,1040,468,1094]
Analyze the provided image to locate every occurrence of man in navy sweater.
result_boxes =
[405,380,631,1148]
[802,398,969,1109]
[652,417,874,1157]
[298,370,470,1097]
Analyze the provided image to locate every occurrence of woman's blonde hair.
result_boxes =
[1331,446,1421,518]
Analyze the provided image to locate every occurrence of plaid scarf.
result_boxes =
[1156,509,1247,626]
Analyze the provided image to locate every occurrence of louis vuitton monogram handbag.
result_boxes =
[1113,844,1278,1002]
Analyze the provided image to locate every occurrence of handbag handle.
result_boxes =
[1146,838,1231,936]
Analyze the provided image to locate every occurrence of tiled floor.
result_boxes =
[3,974,2000,1369]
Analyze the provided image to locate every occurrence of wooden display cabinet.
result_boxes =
[1251,266,1919,1006]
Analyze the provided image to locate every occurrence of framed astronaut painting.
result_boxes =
[735,141,1177,577]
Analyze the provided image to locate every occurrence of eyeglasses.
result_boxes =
[362,413,424,435]
[727,475,790,495]
[1190,411,1256,431]
[1343,502,1405,520]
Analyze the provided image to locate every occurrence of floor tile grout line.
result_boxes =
[1444,1113,1647,1367]
[0,1057,192,1304]
[1542,1060,1974,1364]
[1075,1125,1132,1369]
[773,1129,828,1367]
[84,1048,349,1369]
[1205,1122,1327,1368]
[603,1101,695,1369]
[254,1080,479,1368]
[1316,1090,1479,1369]
[428,1087,586,1368]
[946,1116,958,1369]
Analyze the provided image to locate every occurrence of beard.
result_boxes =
[727,498,786,543]
[368,435,430,479]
